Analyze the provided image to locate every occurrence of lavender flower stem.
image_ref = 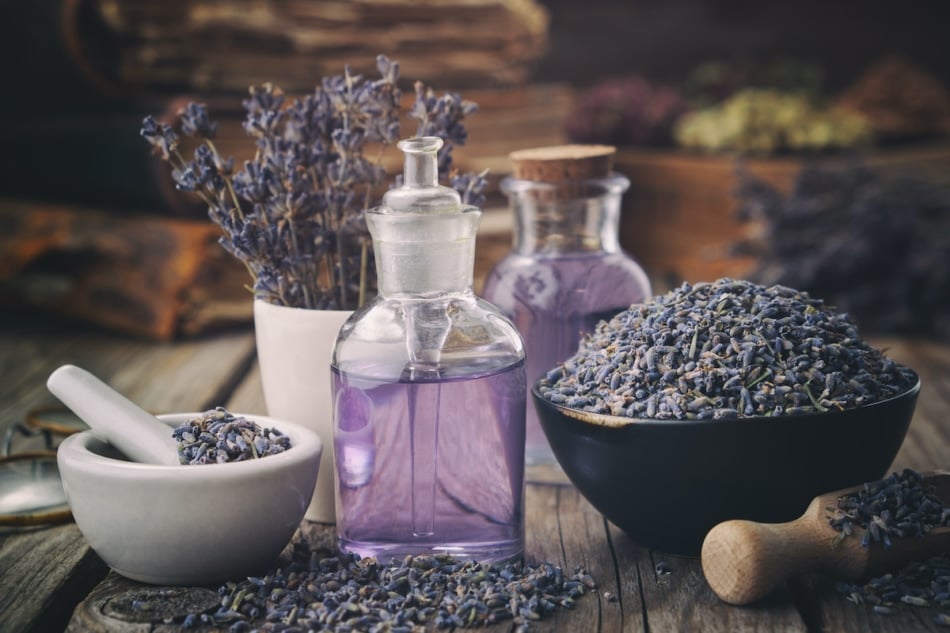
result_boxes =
[204,139,243,220]
[337,237,347,309]
[287,221,313,309]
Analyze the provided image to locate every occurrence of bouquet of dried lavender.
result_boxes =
[141,55,486,310]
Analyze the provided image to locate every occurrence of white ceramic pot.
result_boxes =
[58,413,322,585]
[254,299,351,523]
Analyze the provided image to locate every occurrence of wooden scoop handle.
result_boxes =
[701,497,868,605]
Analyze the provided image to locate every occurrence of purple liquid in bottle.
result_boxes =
[333,136,526,562]
[483,252,648,462]
[482,169,652,465]
[333,358,526,563]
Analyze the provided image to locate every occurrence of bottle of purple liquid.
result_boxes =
[331,137,526,563]
[481,145,651,467]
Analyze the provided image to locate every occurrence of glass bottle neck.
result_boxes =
[502,175,629,256]
[370,136,478,297]
[403,143,439,188]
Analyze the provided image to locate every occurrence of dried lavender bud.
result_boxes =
[172,407,291,465]
[178,102,219,139]
[836,554,950,622]
[827,469,949,548]
[140,115,179,160]
[452,169,490,207]
[173,144,228,193]
[539,278,916,420]
[201,541,594,631]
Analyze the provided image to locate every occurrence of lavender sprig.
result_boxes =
[409,80,487,207]
[143,56,487,309]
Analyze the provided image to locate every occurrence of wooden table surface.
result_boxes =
[0,312,947,633]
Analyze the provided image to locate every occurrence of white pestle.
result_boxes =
[47,364,181,466]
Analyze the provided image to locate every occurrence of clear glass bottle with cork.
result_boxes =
[482,145,652,466]
[331,136,526,562]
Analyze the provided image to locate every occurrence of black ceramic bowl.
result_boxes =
[533,374,920,556]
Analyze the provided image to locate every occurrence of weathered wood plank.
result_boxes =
[608,524,808,633]
[67,572,221,633]
[0,523,109,633]
[800,574,947,633]
[523,484,632,632]
[224,361,267,414]
[0,316,257,633]
[0,315,257,444]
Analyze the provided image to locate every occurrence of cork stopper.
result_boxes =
[509,144,616,182]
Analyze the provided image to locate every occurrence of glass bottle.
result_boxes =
[481,146,652,466]
[331,137,526,563]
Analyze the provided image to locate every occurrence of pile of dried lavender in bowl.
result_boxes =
[172,407,291,465]
[539,278,917,421]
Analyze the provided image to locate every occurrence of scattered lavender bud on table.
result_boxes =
[539,278,916,420]
[172,407,291,464]
[836,554,950,622]
[828,469,949,620]
[197,541,595,631]
[826,468,950,548]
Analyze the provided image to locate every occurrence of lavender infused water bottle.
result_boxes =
[481,145,651,466]
[331,137,526,563]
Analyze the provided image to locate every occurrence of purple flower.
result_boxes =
[178,103,219,139]
[408,80,482,189]
[140,115,179,160]
[143,55,485,310]
[452,169,489,207]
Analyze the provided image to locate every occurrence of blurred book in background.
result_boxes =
[77,0,550,94]
[0,0,570,339]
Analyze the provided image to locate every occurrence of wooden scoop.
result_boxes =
[701,471,950,605]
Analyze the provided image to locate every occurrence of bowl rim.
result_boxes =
[57,412,322,477]
[531,370,921,429]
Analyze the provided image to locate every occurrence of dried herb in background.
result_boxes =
[564,76,690,147]
[682,59,824,109]
[734,162,950,339]
[835,54,950,143]
[674,89,873,154]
